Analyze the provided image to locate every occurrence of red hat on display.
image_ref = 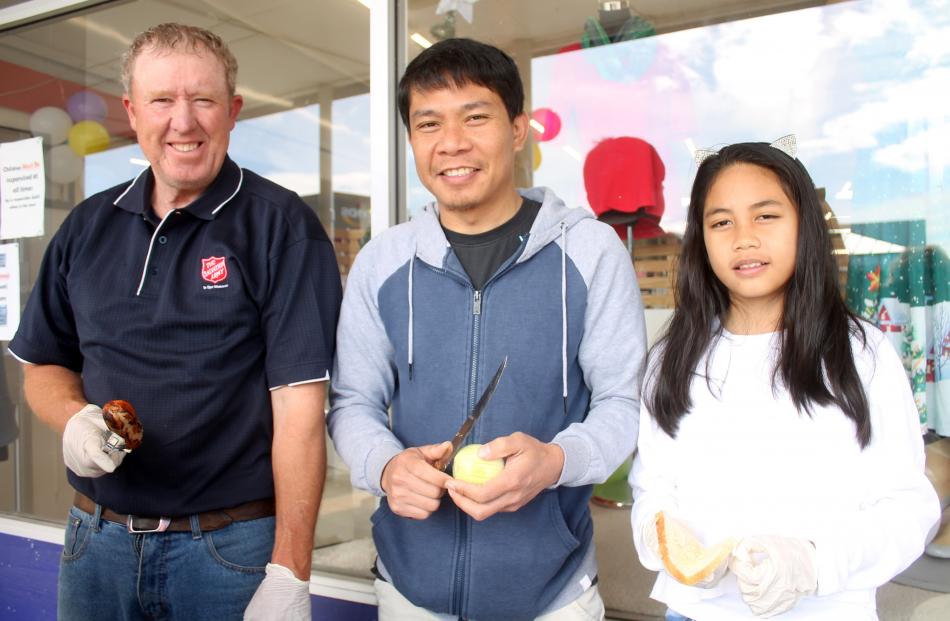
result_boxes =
[584,136,665,240]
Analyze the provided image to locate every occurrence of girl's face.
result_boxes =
[702,163,799,320]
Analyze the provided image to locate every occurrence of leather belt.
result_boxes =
[74,492,275,533]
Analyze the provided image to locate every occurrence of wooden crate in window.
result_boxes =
[632,234,680,309]
[333,227,365,276]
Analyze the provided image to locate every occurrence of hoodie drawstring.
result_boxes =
[560,222,568,416]
[408,248,415,381]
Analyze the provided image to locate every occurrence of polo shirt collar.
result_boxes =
[113,156,243,221]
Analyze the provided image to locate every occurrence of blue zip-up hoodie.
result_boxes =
[328,187,646,620]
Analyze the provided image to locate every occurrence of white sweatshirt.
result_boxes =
[629,325,940,621]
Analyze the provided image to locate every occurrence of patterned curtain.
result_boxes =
[846,220,950,435]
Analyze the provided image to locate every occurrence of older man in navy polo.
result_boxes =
[9,23,341,621]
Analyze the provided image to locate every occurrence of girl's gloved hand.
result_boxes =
[730,536,817,617]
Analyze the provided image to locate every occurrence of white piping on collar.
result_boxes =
[135,209,177,297]
[112,166,150,207]
[212,166,243,215]
[111,164,242,217]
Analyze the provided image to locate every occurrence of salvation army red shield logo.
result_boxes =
[201,256,228,284]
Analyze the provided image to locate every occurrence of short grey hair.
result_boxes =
[121,23,238,96]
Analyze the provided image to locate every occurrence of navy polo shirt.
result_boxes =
[10,156,342,515]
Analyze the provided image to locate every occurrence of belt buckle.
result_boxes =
[126,515,171,533]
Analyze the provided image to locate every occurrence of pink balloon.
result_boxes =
[531,108,561,142]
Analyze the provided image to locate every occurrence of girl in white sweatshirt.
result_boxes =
[629,139,940,620]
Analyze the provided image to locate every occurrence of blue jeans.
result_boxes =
[58,503,274,620]
[665,611,694,621]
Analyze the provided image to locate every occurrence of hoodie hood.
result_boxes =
[409,186,594,269]
[517,186,594,262]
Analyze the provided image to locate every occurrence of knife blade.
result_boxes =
[436,356,508,472]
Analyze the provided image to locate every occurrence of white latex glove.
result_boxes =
[244,563,310,621]
[645,512,730,588]
[63,404,125,477]
[730,536,818,617]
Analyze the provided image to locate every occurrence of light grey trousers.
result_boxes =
[374,579,606,621]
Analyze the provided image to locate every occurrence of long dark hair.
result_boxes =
[648,142,871,447]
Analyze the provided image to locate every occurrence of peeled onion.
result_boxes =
[452,444,504,485]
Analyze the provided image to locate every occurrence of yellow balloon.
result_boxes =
[532,142,542,171]
[68,120,110,156]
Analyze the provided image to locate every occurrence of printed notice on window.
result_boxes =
[0,137,45,239]
[0,243,20,341]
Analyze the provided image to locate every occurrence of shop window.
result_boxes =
[0,0,372,564]
[403,0,950,616]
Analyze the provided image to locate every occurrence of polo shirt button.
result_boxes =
[158,236,167,244]
[151,268,158,275]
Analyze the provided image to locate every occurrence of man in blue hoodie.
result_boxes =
[328,38,646,620]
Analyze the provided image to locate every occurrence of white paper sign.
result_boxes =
[0,136,45,239]
[0,243,20,341]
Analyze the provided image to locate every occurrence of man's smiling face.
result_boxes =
[407,81,527,214]
[123,46,242,205]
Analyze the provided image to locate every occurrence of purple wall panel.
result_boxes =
[311,596,377,620]
[0,533,59,619]
[0,532,377,620]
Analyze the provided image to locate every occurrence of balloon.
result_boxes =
[29,107,73,145]
[532,142,542,171]
[68,120,110,156]
[67,90,108,123]
[48,144,83,184]
[531,108,561,142]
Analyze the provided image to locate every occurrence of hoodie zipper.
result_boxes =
[437,236,527,616]
[454,510,469,617]
[454,288,481,617]
[470,290,482,403]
